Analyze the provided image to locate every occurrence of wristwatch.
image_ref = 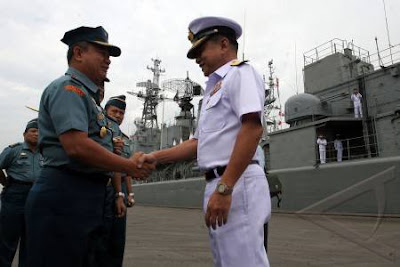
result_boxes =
[115,192,125,199]
[216,182,233,195]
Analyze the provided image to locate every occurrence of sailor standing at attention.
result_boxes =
[351,88,363,118]
[334,134,343,162]
[24,26,156,267]
[0,119,40,267]
[317,135,327,164]
[148,16,271,267]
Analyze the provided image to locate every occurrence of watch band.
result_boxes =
[216,182,233,195]
[115,192,125,198]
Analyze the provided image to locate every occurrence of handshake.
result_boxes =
[128,152,157,180]
[113,137,157,179]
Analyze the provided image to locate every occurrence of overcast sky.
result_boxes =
[1,0,399,150]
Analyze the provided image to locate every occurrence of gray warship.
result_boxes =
[130,39,400,216]
[127,58,203,182]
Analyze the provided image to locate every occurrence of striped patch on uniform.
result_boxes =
[64,85,85,97]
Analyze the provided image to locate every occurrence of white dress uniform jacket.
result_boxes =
[194,60,271,267]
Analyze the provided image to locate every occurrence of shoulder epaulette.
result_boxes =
[8,142,21,148]
[230,60,248,67]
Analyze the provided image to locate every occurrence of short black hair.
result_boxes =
[208,33,238,53]
[67,41,90,63]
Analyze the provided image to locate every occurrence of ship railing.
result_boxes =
[303,38,370,66]
[317,133,379,164]
[369,43,400,69]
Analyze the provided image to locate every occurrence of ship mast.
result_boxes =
[128,58,165,129]
[264,59,282,133]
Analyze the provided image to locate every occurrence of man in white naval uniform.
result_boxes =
[317,135,327,164]
[351,88,363,118]
[334,135,343,162]
[149,16,271,267]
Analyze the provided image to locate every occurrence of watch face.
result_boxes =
[217,183,226,193]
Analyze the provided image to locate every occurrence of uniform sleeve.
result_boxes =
[227,66,264,121]
[193,127,199,139]
[0,146,15,169]
[46,81,89,135]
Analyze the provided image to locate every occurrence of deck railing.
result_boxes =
[316,133,379,164]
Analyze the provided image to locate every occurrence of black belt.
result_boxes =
[8,176,33,186]
[205,160,259,182]
[51,166,109,184]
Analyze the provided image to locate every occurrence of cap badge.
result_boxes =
[188,30,194,43]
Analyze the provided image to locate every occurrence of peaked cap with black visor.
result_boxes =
[61,26,121,57]
[187,16,242,59]
[105,95,126,111]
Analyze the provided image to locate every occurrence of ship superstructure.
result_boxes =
[269,38,400,169]
[127,59,203,181]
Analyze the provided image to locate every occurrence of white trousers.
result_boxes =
[354,104,362,118]
[336,149,343,162]
[203,165,271,267]
[319,148,326,164]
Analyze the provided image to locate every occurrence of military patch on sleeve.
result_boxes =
[230,60,248,67]
[64,85,86,97]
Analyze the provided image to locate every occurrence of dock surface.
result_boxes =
[13,206,400,266]
[125,206,399,266]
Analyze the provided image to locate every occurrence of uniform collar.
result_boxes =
[66,67,99,94]
[22,142,37,153]
[205,59,237,93]
[212,59,236,79]
[22,142,30,150]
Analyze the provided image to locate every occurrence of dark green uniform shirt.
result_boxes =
[38,67,113,174]
[0,142,42,182]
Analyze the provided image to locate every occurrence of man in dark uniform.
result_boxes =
[24,26,156,267]
[101,95,132,267]
[0,118,40,267]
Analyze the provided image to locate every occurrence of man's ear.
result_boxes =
[220,37,230,51]
[73,46,85,62]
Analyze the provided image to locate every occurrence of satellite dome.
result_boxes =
[285,93,326,124]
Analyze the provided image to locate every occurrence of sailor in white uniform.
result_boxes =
[150,16,271,267]
[317,135,327,164]
[351,88,363,118]
[334,135,343,162]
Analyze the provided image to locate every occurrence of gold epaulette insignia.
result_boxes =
[230,60,248,67]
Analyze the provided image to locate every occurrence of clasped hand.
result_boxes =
[128,152,157,179]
